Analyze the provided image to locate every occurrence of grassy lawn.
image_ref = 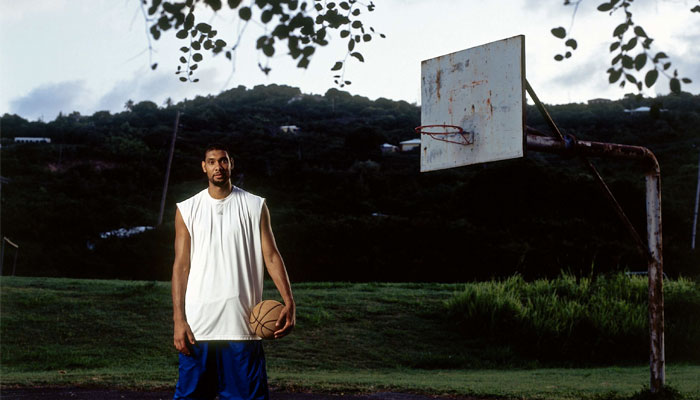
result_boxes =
[1,277,698,399]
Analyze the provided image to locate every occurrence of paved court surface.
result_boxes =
[0,387,489,400]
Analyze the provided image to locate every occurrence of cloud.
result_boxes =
[9,80,89,121]
[97,67,225,112]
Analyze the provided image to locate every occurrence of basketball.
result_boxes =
[249,300,283,339]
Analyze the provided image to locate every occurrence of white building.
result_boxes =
[279,125,301,134]
[380,143,399,154]
[399,138,421,152]
[14,137,51,143]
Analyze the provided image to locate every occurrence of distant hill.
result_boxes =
[1,86,698,281]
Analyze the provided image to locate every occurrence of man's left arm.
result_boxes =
[260,201,295,338]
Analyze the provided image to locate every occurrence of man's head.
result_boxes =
[201,144,233,187]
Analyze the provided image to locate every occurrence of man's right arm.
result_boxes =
[172,208,195,356]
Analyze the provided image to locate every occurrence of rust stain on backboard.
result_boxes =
[436,69,442,100]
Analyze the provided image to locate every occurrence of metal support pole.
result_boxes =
[158,111,180,226]
[526,133,665,392]
[646,172,665,392]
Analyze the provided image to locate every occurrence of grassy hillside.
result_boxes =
[1,276,698,400]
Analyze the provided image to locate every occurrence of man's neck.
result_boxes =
[208,182,233,199]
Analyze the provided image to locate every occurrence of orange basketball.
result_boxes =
[249,300,283,339]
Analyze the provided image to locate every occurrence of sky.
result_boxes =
[1,0,698,121]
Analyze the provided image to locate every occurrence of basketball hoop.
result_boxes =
[415,124,474,145]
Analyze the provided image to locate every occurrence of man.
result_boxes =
[171,144,295,400]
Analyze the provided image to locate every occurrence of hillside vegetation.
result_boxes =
[1,87,699,281]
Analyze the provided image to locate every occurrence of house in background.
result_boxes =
[587,98,611,105]
[14,137,51,143]
[279,125,300,134]
[399,138,421,152]
[380,143,399,154]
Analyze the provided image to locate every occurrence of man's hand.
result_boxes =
[274,303,296,339]
[174,319,196,356]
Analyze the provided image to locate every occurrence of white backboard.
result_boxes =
[420,35,526,172]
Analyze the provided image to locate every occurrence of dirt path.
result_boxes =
[0,387,488,400]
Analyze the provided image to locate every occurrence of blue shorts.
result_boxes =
[174,341,269,400]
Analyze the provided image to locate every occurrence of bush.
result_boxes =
[445,273,700,362]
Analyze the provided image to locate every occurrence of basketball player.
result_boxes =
[171,144,295,400]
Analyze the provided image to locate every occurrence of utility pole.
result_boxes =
[692,150,700,250]
[157,111,180,226]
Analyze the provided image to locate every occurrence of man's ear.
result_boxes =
[201,161,207,173]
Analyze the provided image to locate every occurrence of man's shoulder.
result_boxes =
[233,187,265,209]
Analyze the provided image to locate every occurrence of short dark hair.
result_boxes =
[203,143,230,160]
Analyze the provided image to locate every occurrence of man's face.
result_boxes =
[201,149,233,186]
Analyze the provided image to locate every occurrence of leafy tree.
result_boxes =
[550,0,696,93]
[143,0,384,86]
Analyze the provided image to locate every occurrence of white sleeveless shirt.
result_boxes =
[177,187,265,340]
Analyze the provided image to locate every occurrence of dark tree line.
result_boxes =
[1,85,699,281]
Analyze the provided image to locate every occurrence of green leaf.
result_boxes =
[192,41,201,50]
[622,37,637,51]
[609,69,622,83]
[192,53,203,62]
[225,51,231,60]
[339,2,350,10]
[554,54,564,61]
[663,62,671,70]
[297,58,310,68]
[151,63,158,70]
[262,44,275,57]
[363,34,371,42]
[215,39,226,48]
[176,29,189,39]
[565,39,577,49]
[551,27,566,39]
[190,63,198,71]
[179,56,187,63]
[621,55,634,69]
[625,73,637,84]
[228,0,242,8]
[180,46,189,52]
[261,10,273,23]
[185,13,195,30]
[692,5,700,12]
[669,78,680,94]
[239,7,252,20]
[565,51,572,58]
[352,9,360,16]
[612,54,622,65]
[610,42,620,52]
[633,26,647,37]
[352,20,362,28]
[613,23,628,37]
[193,78,199,82]
[642,38,653,49]
[315,3,323,11]
[331,61,343,71]
[348,38,355,51]
[682,78,692,84]
[196,23,211,33]
[597,2,613,12]
[340,30,350,38]
[180,77,188,82]
[634,53,646,71]
[653,52,668,62]
[350,52,364,62]
[644,70,658,88]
